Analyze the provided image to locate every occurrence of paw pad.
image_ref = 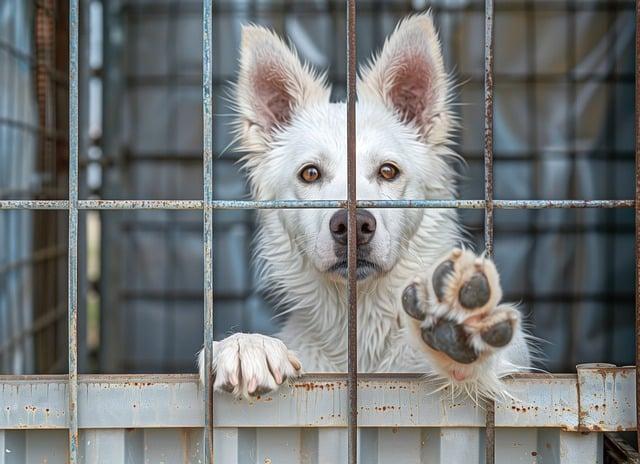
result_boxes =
[432,259,455,302]
[421,320,478,364]
[458,272,490,309]
[402,283,425,321]
[480,319,513,347]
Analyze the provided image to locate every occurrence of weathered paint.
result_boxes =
[577,364,637,431]
[0,372,633,430]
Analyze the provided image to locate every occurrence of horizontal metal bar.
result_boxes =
[0,201,70,209]
[0,369,633,430]
[79,200,205,209]
[0,199,635,210]
[494,199,635,209]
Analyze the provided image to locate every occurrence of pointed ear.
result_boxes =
[236,25,330,151]
[359,14,452,143]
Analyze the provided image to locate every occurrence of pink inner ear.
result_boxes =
[252,63,293,131]
[388,53,434,127]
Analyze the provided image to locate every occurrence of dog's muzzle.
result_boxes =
[327,209,380,280]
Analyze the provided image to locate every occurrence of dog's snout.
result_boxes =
[329,209,377,245]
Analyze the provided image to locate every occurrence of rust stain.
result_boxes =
[293,382,336,392]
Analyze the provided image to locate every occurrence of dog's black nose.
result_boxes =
[329,209,377,245]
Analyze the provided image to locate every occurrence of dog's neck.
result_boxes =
[256,208,460,371]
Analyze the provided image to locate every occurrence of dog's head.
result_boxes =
[236,14,456,282]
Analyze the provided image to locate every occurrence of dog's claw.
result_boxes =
[402,283,425,321]
[459,272,491,309]
[481,319,514,347]
[432,259,455,302]
[421,320,478,364]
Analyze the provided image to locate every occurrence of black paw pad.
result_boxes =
[459,272,490,309]
[421,320,478,364]
[402,283,425,321]
[481,320,513,347]
[432,260,455,302]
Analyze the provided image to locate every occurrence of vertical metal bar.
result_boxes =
[635,0,640,453]
[483,0,496,462]
[484,0,495,257]
[203,0,214,461]
[346,0,357,463]
[68,0,80,461]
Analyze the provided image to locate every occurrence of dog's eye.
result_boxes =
[300,164,321,183]
[379,162,400,181]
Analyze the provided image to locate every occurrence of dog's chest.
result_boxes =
[281,295,411,372]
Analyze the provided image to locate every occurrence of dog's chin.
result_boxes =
[325,259,383,282]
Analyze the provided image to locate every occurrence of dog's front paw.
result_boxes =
[402,248,520,380]
[198,333,302,398]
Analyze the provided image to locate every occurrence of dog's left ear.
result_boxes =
[359,14,451,143]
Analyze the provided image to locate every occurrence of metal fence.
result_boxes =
[0,0,638,463]
[97,0,638,375]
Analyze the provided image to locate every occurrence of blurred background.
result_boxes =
[0,0,636,375]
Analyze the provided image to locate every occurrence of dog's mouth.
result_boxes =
[327,259,383,281]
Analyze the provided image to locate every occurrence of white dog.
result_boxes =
[199,13,531,400]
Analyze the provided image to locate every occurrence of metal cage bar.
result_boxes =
[346,2,357,463]
[202,0,214,461]
[483,0,496,462]
[67,0,80,461]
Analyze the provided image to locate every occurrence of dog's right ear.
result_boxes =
[236,25,330,152]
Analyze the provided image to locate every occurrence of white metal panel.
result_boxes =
[80,429,126,464]
[376,428,423,463]
[0,373,634,431]
[495,428,538,463]
[256,428,302,464]
[537,430,602,464]
[0,373,633,463]
[213,428,240,463]
[0,428,614,464]
[577,364,637,431]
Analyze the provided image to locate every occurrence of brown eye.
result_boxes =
[300,165,321,183]
[379,162,399,181]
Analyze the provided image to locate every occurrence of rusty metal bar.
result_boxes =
[625,0,640,454]
[0,199,636,211]
[0,201,70,209]
[68,0,80,461]
[346,0,357,462]
[483,0,496,461]
[202,0,214,461]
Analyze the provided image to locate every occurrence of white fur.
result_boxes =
[198,14,531,401]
